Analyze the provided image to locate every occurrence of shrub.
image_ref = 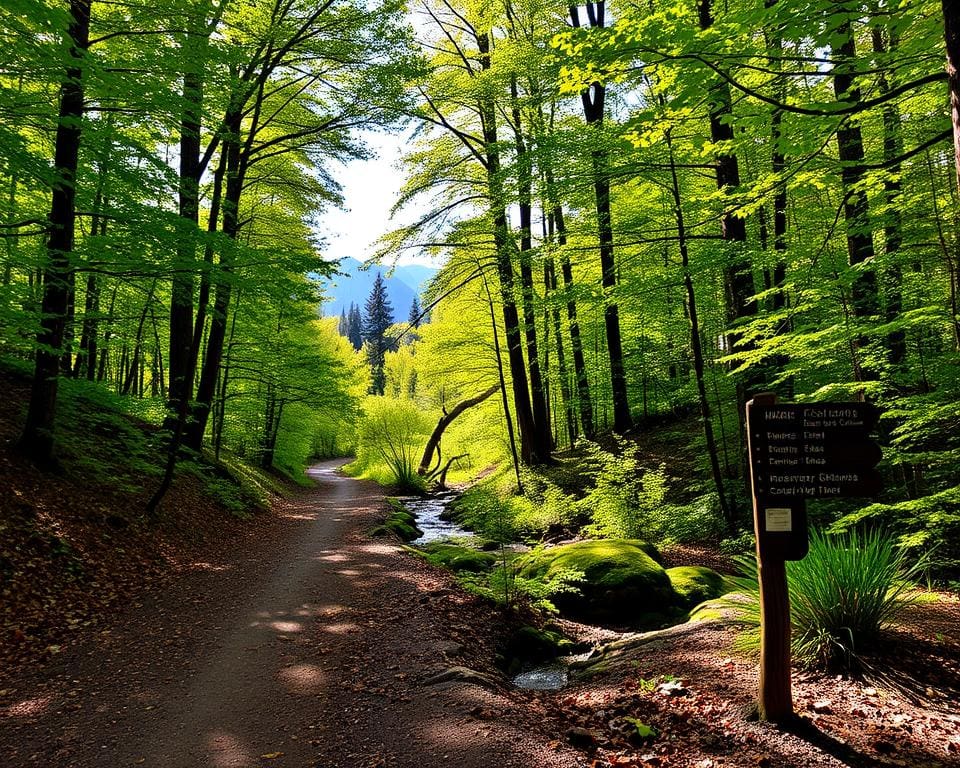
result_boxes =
[577,439,669,541]
[352,396,433,490]
[728,528,928,668]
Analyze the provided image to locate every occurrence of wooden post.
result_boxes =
[746,394,793,722]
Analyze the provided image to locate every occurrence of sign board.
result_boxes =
[749,402,882,502]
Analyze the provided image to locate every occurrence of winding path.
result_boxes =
[0,461,583,768]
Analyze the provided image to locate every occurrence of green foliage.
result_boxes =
[348,396,434,491]
[578,439,670,541]
[728,528,929,668]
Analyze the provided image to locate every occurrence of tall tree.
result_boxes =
[363,272,395,395]
[19,0,92,463]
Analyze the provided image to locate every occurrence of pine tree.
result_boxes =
[405,296,422,345]
[408,296,421,328]
[348,303,363,350]
[362,273,394,394]
[338,307,348,337]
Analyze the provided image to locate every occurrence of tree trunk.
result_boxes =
[477,31,544,465]
[666,129,733,528]
[569,2,632,434]
[545,254,576,446]
[19,0,91,464]
[698,0,757,401]
[184,114,243,451]
[418,385,498,476]
[552,199,594,438]
[833,3,879,377]
[510,80,553,459]
[873,22,906,367]
[943,0,960,199]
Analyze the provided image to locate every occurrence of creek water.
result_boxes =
[399,492,574,691]
[401,492,473,544]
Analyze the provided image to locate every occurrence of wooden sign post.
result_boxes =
[746,395,882,722]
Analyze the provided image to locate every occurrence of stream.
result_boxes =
[399,491,573,691]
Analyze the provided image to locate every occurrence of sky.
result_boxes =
[315,128,438,268]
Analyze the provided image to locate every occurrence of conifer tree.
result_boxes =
[348,303,363,350]
[362,273,394,394]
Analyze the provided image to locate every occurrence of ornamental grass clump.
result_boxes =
[730,528,926,669]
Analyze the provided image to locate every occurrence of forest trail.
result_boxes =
[0,461,582,768]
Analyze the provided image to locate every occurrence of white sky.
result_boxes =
[315,128,439,268]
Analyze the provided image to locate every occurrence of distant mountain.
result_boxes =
[315,258,436,320]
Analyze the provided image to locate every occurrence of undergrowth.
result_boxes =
[728,528,928,669]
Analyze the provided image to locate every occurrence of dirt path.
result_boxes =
[0,461,585,768]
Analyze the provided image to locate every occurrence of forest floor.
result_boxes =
[2,455,959,767]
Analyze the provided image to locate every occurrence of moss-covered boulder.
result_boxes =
[420,542,496,572]
[371,507,423,542]
[666,566,728,609]
[516,539,676,624]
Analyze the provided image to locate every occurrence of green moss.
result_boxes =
[419,542,496,572]
[666,566,728,609]
[371,501,423,542]
[517,539,675,624]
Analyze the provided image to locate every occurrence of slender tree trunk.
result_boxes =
[19,0,91,464]
[943,0,960,199]
[569,2,632,434]
[545,254,575,446]
[873,22,907,366]
[510,80,552,459]
[184,113,244,451]
[482,271,523,492]
[666,130,733,528]
[833,3,879,366]
[698,0,757,411]
[477,31,543,465]
[121,280,157,395]
[545,162,594,438]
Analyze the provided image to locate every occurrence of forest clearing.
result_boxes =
[2,0,960,766]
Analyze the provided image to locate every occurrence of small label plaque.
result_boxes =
[765,508,793,532]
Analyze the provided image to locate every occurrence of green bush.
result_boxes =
[350,396,433,491]
[577,439,670,541]
[728,528,928,668]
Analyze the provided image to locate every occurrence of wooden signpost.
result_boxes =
[746,395,882,722]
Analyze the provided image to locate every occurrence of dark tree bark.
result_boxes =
[510,79,553,459]
[666,129,733,529]
[943,0,960,197]
[698,0,757,407]
[183,113,243,451]
[477,30,544,465]
[18,0,91,464]
[569,2,632,434]
[832,3,879,379]
[418,385,498,476]
[545,254,576,446]
[551,196,594,438]
[872,22,907,367]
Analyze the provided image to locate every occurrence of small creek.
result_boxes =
[399,492,575,691]
[401,492,473,544]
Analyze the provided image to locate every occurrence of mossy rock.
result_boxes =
[420,542,496,572]
[517,539,676,624]
[667,566,727,609]
[506,625,574,660]
[371,507,423,542]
